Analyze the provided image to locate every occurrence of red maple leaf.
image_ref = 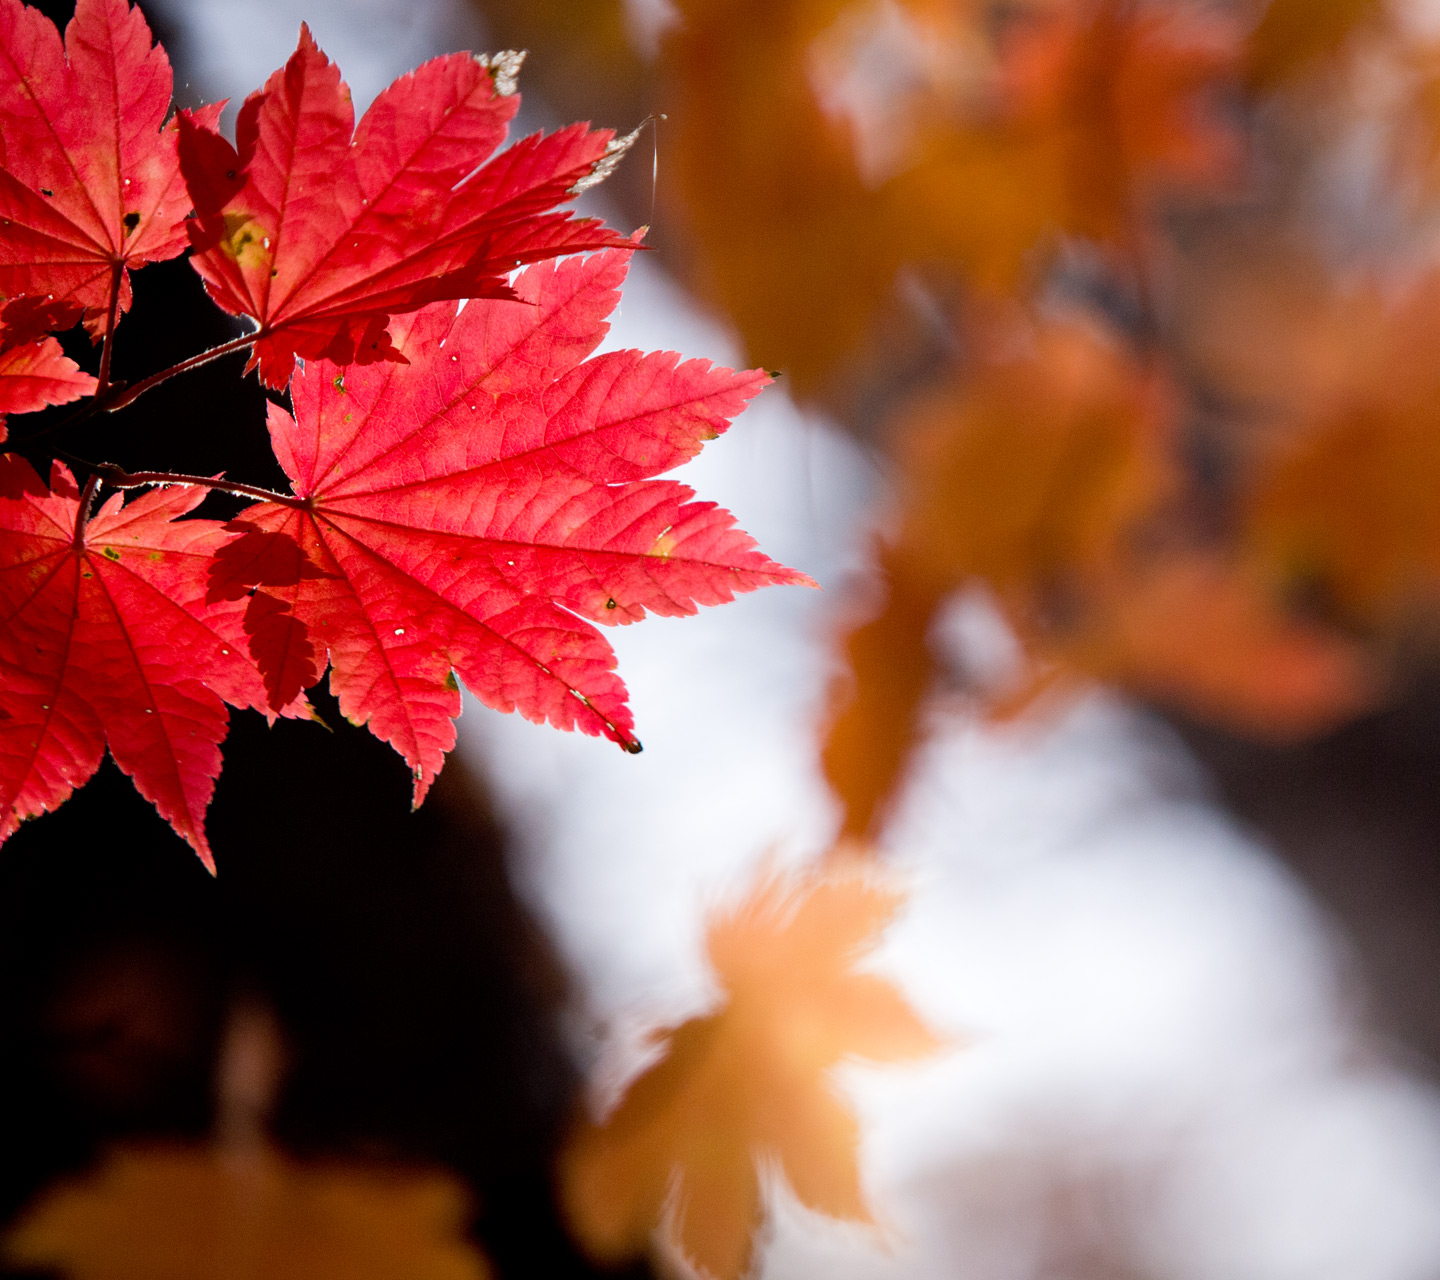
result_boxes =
[179,28,635,390]
[0,298,95,438]
[208,249,813,802]
[0,458,300,869]
[0,338,94,438]
[0,0,214,337]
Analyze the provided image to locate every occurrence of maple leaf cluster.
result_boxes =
[0,0,810,867]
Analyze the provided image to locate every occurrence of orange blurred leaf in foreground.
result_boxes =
[2,1144,489,1280]
[561,866,940,1280]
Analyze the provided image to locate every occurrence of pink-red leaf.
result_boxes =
[0,0,210,334]
[0,296,95,439]
[0,458,296,868]
[0,335,95,437]
[210,250,813,802]
[180,29,634,389]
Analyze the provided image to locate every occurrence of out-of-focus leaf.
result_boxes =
[821,315,1168,835]
[657,0,1242,396]
[1244,0,1382,89]
[1047,554,1377,735]
[2,1144,490,1280]
[821,310,1373,834]
[561,864,939,1280]
[1245,275,1440,624]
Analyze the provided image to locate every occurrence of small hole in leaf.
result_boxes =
[40,188,52,197]
[123,211,140,234]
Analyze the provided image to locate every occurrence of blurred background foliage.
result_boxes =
[481,0,1440,1066]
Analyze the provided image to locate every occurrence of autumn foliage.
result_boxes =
[0,0,808,865]
[5,1144,490,1280]
[473,0,1435,841]
[561,866,938,1280]
[11,0,1440,1276]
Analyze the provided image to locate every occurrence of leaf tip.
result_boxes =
[479,49,525,98]
[570,126,642,196]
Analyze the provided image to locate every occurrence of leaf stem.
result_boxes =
[2,330,263,453]
[94,260,124,396]
[64,456,304,509]
[73,471,102,548]
[102,330,261,412]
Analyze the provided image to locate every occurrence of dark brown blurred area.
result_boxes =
[1175,677,1440,1073]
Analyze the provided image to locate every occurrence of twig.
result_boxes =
[94,261,124,396]
[63,456,304,510]
[72,471,102,547]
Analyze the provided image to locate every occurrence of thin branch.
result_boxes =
[64,456,304,509]
[94,260,124,396]
[72,471,102,548]
[102,329,261,412]
[3,398,101,451]
[3,329,263,453]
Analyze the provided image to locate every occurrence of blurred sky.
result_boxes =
[146,0,1440,1274]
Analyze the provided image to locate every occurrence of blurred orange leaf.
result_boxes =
[560,865,939,1280]
[1246,273,1440,625]
[3,1144,489,1280]
[1244,0,1382,89]
[821,547,943,843]
[658,0,1241,396]
[822,306,1374,832]
[981,0,1242,242]
[887,315,1171,595]
[1050,555,1377,736]
[822,315,1169,836]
